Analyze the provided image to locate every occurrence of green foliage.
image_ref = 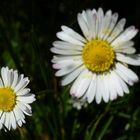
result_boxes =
[0,0,140,140]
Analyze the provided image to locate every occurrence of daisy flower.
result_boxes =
[0,67,35,130]
[51,8,140,104]
[69,97,87,110]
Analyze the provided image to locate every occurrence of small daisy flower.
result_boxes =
[0,67,35,130]
[51,8,140,104]
[69,97,87,110]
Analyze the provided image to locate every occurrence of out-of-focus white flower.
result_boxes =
[69,97,87,110]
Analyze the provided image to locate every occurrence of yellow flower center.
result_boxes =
[82,39,115,73]
[0,88,16,112]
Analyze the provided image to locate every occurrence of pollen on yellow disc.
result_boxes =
[82,39,115,73]
[0,88,16,112]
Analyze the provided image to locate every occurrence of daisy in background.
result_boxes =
[0,67,35,131]
[69,97,87,110]
[51,7,140,105]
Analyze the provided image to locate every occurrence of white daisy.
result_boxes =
[69,97,87,110]
[51,8,140,104]
[0,67,35,130]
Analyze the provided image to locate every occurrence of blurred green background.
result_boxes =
[0,0,140,140]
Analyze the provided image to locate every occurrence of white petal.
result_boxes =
[61,65,86,86]
[22,103,32,110]
[0,121,3,129]
[52,57,82,70]
[0,111,3,117]
[107,18,126,43]
[7,69,15,87]
[51,55,82,63]
[97,7,104,38]
[56,32,84,46]
[70,69,92,98]
[55,60,83,76]
[114,68,133,85]
[116,73,129,94]
[14,105,25,123]
[14,77,29,92]
[110,71,124,97]
[85,9,96,38]
[117,63,139,82]
[114,41,136,54]
[13,107,23,127]
[0,78,4,87]
[6,70,11,87]
[114,71,129,94]
[17,88,30,96]
[100,10,112,39]
[103,12,118,40]
[17,102,32,116]
[53,60,80,69]
[93,9,99,37]
[102,74,110,102]
[95,75,104,104]
[61,25,86,43]
[53,41,83,51]
[77,12,91,40]
[107,72,117,101]
[116,53,140,66]
[1,112,6,126]
[4,112,11,130]
[16,104,25,120]
[112,26,138,46]
[86,74,97,103]
[115,62,139,85]
[17,94,35,104]
[11,70,18,88]
[10,111,17,129]
[53,56,82,67]
[1,67,9,87]
[50,47,81,55]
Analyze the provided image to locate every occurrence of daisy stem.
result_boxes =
[118,112,131,119]
[85,103,111,140]
[98,115,114,139]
